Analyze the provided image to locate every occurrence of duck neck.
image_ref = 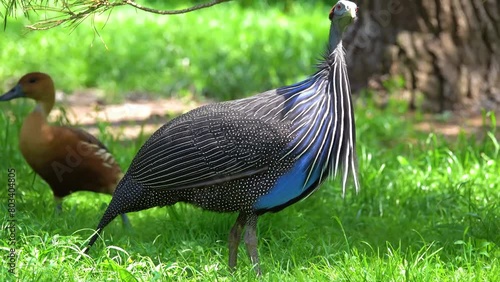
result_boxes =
[34,97,54,119]
[20,106,54,159]
[23,104,51,136]
[20,98,54,146]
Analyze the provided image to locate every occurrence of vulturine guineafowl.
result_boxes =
[0,72,129,225]
[85,0,359,274]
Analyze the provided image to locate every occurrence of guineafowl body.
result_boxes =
[86,0,359,274]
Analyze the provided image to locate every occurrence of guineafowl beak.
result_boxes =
[344,2,358,21]
[0,84,24,101]
[350,7,357,20]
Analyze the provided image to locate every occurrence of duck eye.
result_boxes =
[29,78,37,83]
[336,4,342,10]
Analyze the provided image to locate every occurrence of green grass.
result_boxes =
[0,95,498,281]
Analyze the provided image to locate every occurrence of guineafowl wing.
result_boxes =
[130,103,291,190]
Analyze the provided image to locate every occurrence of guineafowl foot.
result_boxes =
[244,214,261,276]
[228,213,245,271]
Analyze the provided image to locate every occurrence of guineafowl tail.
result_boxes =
[84,174,151,253]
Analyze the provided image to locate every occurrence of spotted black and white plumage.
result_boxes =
[85,0,359,275]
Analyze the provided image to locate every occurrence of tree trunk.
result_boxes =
[344,0,500,114]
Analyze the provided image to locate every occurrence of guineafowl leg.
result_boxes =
[228,213,245,271]
[54,196,63,213]
[244,214,261,275]
[120,213,131,229]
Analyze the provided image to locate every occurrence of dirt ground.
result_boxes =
[413,113,498,140]
[51,91,203,141]
[50,90,499,142]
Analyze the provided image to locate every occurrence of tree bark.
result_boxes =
[344,0,500,114]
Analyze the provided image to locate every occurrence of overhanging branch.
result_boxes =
[1,0,233,30]
[124,0,232,15]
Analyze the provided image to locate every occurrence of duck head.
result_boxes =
[1,72,56,115]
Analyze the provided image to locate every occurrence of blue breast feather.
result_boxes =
[254,76,336,210]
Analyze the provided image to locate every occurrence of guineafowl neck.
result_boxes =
[328,23,344,52]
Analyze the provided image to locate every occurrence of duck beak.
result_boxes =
[0,84,24,101]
